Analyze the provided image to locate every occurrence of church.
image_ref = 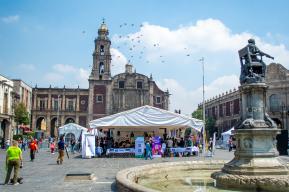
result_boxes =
[31,22,170,137]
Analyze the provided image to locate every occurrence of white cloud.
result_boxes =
[1,15,19,23]
[113,18,289,115]
[157,75,239,116]
[110,48,127,75]
[44,64,89,88]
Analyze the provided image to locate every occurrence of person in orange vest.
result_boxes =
[29,138,38,161]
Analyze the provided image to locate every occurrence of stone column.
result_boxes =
[48,93,51,110]
[46,114,51,137]
[62,94,65,111]
[76,93,80,112]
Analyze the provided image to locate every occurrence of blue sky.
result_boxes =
[1,0,289,115]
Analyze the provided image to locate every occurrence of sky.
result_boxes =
[1,0,289,116]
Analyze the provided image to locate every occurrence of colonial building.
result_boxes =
[12,79,33,134]
[200,63,289,138]
[12,79,33,114]
[0,74,15,143]
[31,21,169,137]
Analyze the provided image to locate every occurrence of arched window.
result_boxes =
[99,62,104,74]
[100,45,105,55]
[269,94,280,112]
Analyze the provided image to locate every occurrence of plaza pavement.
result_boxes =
[0,147,288,192]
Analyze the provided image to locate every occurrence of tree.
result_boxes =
[191,108,203,120]
[192,108,216,137]
[15,102,30,125]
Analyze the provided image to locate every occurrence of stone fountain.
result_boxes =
[212,39,289,191]
[116,39,289,192]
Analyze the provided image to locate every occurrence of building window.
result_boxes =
[99,62,104,74]
[156,96,161,104]
[118,81,125,89]
[136,81,143,89]
[54,100,59,111]
[96,95,103,103]
[3,93,8,114]
[100,45,105,55]
[68,100,74,111]
[269,94,280,112]
[40,100,45,110]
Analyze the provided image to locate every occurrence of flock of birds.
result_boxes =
[87,22,194,68]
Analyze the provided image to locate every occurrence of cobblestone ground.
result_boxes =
[0,147,288,192]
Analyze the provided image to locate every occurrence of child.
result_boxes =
[50,142,55,154]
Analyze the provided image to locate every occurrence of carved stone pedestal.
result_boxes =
[212,129,289,191]
[213,83,289,191]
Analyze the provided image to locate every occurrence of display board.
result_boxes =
[81,134,95,158]
[135,137,144,158]
[152,136,162,158]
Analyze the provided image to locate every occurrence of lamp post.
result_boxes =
[57,95,60,137]
[200,57,206,155]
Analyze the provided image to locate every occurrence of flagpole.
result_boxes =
[200,57,206,156]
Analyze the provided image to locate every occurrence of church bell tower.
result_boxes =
[89,20,111,80]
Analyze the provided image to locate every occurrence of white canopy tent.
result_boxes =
[221,127,234,149]
[89,105,203,137]
[58,123,89,143]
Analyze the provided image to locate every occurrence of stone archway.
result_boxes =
[65,117,75,125]
[36,117,46,131]
[1,119,10,147]
[50,117,58,138]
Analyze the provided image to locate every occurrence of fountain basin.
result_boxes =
[116,160,238,192]
[116,160,289,192]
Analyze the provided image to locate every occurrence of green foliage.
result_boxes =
[14,102,30,125]
[191,108,203,120]
[192,108,216,137]
[13,134,23,141]
[206,117,216,137]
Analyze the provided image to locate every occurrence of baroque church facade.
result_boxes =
[31,22,169,137]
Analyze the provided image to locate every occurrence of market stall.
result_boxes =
[89,105,203,157]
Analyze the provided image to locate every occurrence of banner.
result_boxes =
[81,134,95,158]
[135,137,144,158]
[152,136,162,157]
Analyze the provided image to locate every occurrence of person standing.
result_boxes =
[4,140,23,185]
[56,136,65,165]
[70,138,76,154]
[50,141,55,154]
[29,138,38,161]
[145,140,152,160]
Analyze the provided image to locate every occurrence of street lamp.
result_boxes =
[57,95,60,136]
[200,57,206,155]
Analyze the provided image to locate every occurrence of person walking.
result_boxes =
[29,138,38,161]
[4,140,23,185]
[56,136,65,165]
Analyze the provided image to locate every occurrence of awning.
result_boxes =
[89,105,203,132]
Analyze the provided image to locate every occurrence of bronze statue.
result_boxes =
[239,39,274,84]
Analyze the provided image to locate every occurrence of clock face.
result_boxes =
[81,100,86,105]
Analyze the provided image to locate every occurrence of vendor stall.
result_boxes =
[89,105,203,157]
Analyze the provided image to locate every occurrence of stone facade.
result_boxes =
[31,22,169,137]
[0,74,15,143]
[200,63,289,137]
